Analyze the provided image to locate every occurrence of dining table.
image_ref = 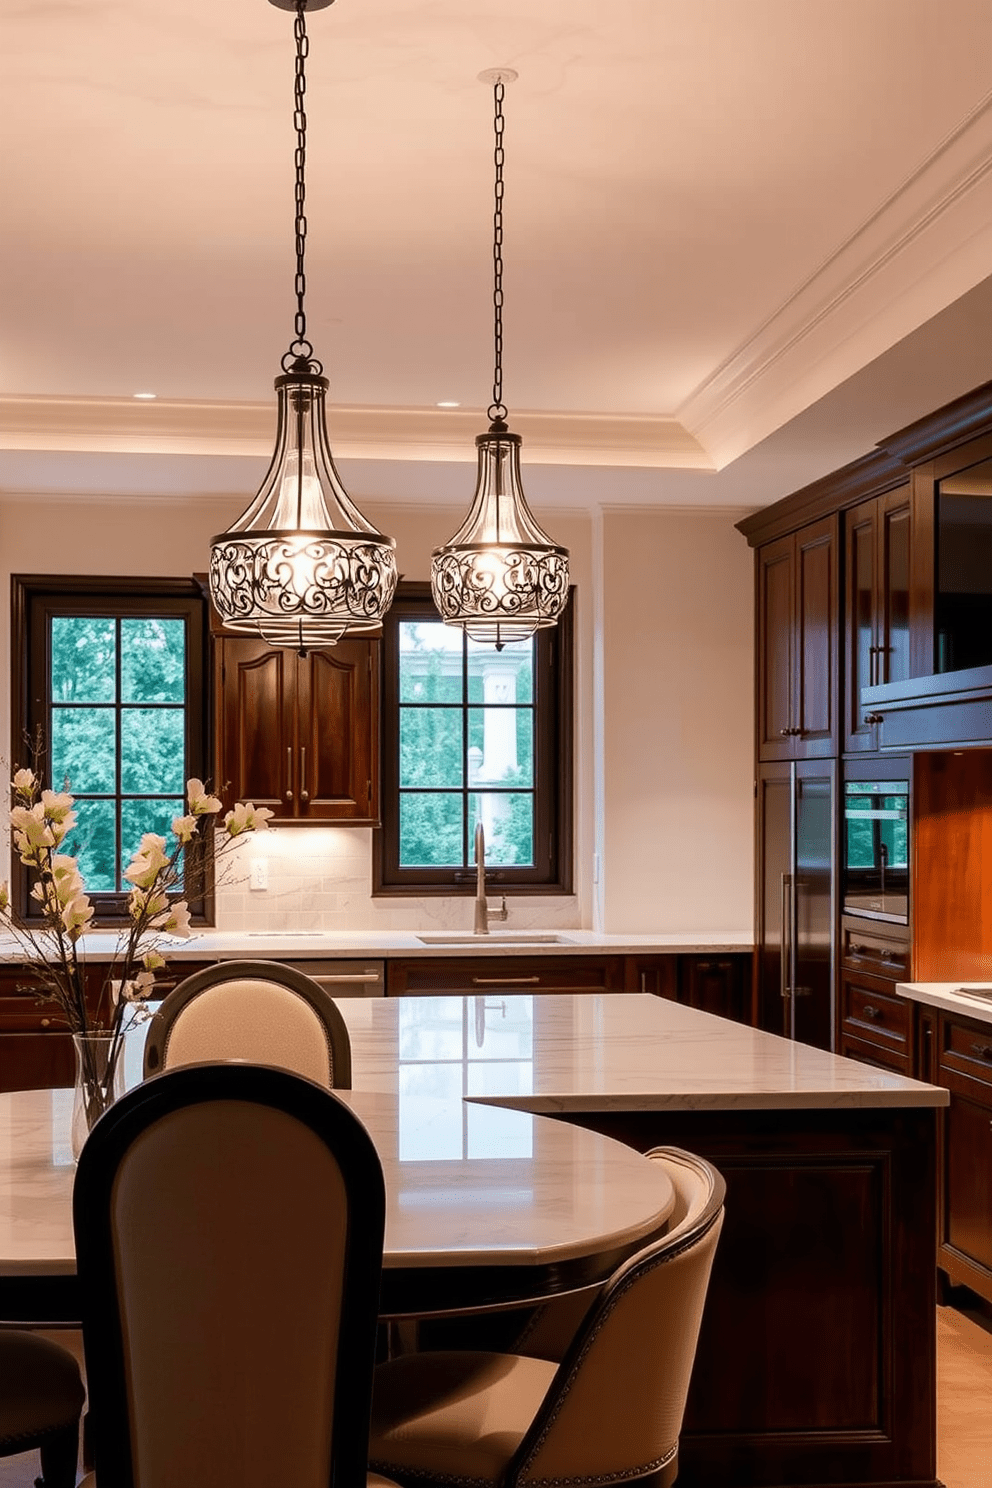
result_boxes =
[0,1070,675,1323]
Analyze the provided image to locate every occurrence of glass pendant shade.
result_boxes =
[431,425,569,649]
[210,367,397,651]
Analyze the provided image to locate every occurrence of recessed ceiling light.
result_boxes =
[436,400,460,408]
[132,391,157,400]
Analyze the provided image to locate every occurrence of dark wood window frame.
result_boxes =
[373,581,573,896]
[10,575,212,927]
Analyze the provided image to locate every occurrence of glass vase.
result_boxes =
[71,1032,125,1161]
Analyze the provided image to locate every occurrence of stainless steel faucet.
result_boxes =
[473,821,508,934]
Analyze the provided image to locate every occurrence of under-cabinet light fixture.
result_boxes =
[209,0,397,655]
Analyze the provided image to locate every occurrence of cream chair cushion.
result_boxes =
[161,978,333,1086]
[371,1352,557,1484]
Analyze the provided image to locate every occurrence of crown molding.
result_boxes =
[680,89,992,469]
[0,396,714,471]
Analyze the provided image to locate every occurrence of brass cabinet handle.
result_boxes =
[285,746,293,802]
[471,976,540,986]
[300,746,309,803]
[40,1017,51,1028]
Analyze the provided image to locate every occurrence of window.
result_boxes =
[374,583,572,894]
[11,576,209,924]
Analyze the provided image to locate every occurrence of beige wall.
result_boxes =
[600,508,754,933]
[0,491,753,934]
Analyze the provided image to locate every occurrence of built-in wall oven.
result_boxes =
[842,777,909,924]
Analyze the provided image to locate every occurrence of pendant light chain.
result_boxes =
[488,78,507,427]
[285,0,320,373]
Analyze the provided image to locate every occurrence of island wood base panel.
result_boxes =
[559,1106,938,1488]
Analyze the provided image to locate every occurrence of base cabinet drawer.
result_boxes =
[840,1031,914,1077]
[840,972,911,1052]
[387,957,627,996]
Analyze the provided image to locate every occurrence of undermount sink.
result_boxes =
[415,932,574,946]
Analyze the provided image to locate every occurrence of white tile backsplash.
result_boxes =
[213,827,580,933]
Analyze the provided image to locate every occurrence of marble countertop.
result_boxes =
[897,981,992,1023]
[337,992,946,1112]
[0,928,753,962]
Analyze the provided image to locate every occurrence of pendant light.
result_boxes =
[431,71,569,651]
[210,0,397,655]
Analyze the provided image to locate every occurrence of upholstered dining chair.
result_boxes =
[73,1061,391,1488]
[0,1329,85,1488]
[368,1147,725,1488]
[512,1143,723,1362]
[142,958,352,1088]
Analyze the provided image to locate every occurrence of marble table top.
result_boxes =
[337,993,948,1111]
[0,1083,675,1316]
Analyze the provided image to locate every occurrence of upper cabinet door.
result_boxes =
[843,486,911,754]
[214,634,380,825]
[758,515,838,761]
[757,535,795,760]
[215,637,297,819]
[297,640,380,824]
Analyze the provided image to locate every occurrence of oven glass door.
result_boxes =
[843,781,909,922]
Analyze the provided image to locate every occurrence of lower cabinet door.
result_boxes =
[0,1033,75,1094]
[944,1087,992,1275]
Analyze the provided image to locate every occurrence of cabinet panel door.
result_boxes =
[757,537,794,760]
[944,1089,992,1273]
[879,489,911,686]
[217,640,297,818]
[794,517,838,756]
[844,503,877,753]
[299,641,379,823]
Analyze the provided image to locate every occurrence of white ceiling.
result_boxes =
[3,0,992,509]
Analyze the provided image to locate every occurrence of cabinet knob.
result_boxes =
[862,1004,882,1020]
[40,1017,51,1028]
[696,961,711,971]
[971,1042,992,1061]
[779,728,791,737]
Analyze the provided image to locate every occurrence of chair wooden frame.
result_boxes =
[142,959,353,1087]
[73,1062,384,1488]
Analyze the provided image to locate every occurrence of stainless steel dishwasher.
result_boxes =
[282,959,385,997]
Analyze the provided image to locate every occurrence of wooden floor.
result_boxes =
[2,1305,991,1486]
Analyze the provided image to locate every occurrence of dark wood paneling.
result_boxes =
[557,1106,938,1488]
[841,971,911,1053]
[913,750,992,982]
[217,639,295,816]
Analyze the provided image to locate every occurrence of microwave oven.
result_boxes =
[842,779,909,923]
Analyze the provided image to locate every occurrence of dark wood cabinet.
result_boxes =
[386,956,627,996]
[935,1007,992,1303]
[844,486,912,752]
[757,515,839,761]
[679,955,749,1022]
[624,953,750,1022]
[0,960,214,1094]
[214,634,380,825]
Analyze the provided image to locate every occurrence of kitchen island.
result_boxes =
[337,993,944,1488]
